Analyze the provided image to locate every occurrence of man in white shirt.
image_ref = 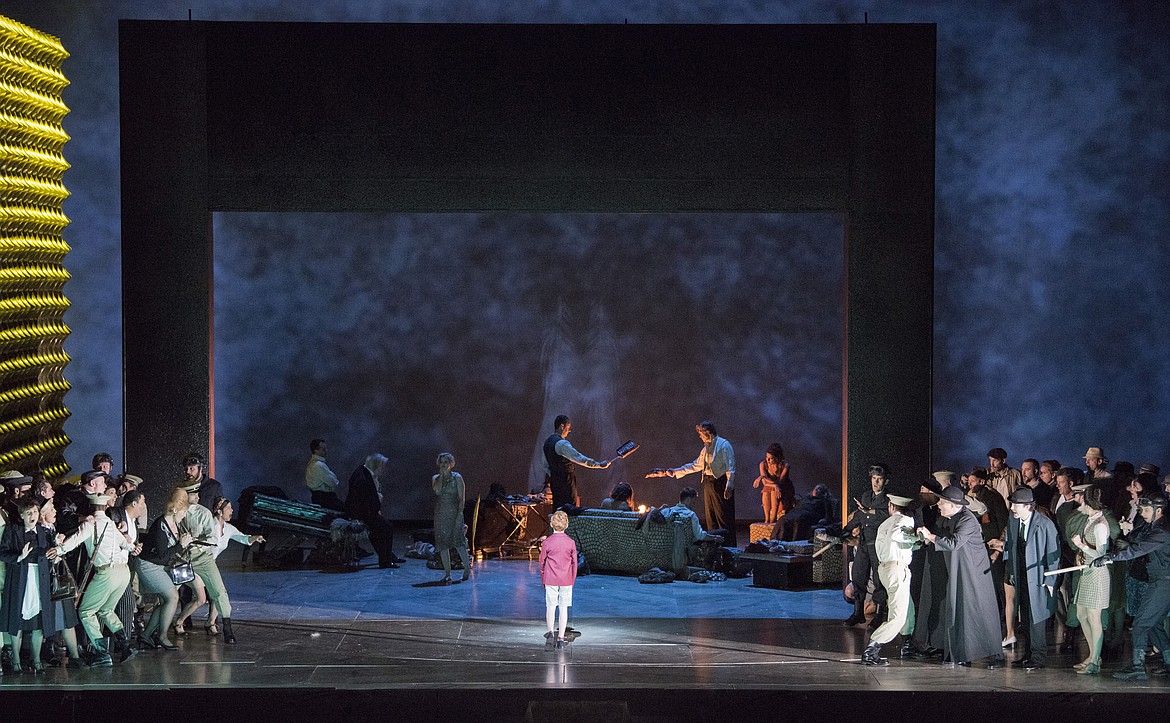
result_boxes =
[305,438,344,511]
[648,420,737,546]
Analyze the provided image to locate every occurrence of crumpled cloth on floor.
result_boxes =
[405,541,436,558]
[638,567,676,584]
[687,570,727,584]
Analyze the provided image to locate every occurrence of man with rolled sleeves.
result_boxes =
[648,421,736,546]
[1000,487,1060,670]
[180,478,238,644]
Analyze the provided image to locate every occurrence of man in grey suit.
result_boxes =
[998,486,1060,670]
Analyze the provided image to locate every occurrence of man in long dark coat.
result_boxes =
[345,453,402,568]
[1000,487,1060,670]
[917,485,1005,668]
[909,472,952,658]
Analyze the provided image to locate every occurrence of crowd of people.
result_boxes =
[846,447,1170,680]
[0,452,263,675]
[5,424,1169,682]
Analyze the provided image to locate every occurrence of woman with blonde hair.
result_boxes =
[432,452,471,584]
[137,487,192,650]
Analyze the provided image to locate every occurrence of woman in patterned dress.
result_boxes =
[432,453,471,584]
[1070,486,1112,674]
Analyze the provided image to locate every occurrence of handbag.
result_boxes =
[166,561,195,586]
[167,518,197,585]
[74,520,110,604]
[50,558,78,601]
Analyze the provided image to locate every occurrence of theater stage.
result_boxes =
[1,551,1166,720]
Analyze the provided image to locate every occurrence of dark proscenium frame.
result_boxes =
[119,22,935,514]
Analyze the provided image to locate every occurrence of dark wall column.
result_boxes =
[118,21,935,514]
[120,21,211,500]
[843,24,936,508]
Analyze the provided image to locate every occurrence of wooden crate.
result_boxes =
[740,552,814,590]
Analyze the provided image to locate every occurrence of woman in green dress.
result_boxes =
[432,453,472,584]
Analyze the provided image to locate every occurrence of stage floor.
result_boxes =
[2,552,1166,719]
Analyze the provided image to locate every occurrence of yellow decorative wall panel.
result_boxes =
[0,14,72,479]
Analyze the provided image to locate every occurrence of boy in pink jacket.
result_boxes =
[539,510,578,649]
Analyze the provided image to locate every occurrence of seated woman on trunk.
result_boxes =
[599,483,634,511]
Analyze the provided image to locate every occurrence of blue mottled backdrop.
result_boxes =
[4,1,1168,520]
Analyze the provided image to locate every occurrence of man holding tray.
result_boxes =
[542,415,612,509]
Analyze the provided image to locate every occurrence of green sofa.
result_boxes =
[566,508,696,576]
